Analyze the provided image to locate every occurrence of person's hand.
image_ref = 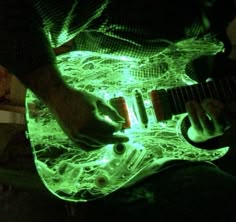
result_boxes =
[47,86,129,151]
[20,65,129,151]
[185,99,230,143]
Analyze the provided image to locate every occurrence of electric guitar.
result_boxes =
[25,38,235,202]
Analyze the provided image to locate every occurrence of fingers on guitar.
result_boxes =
[186,99,228,135]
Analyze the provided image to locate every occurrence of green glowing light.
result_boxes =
[26,36,228,202]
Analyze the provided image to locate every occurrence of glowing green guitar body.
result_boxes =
[25,37,230,202]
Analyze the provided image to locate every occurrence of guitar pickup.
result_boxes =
[149,89,172,122]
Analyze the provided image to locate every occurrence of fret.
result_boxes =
[223,78,234,101]
[189,84,196,101]
[194,83,202,102]
[170,88,179,115]
[220,80,229,100]
[205,81,215,98]
[220,80,228,100]
[212,80,220,100]
[225,78,234,101]
[225,78,233,94]
[214,79,228,101]
[182,85,192,104]
[177,87,186,113]
[226,78,234,99]
[200,82,207,100]
[206,81,214,99]
[201,83,208,100]
[206,81,214,98]
[172,88,183,114]
[167,90,176,115]
[179,87,186,109]
[168,87,185,115]
[193,84,202,101]
[160,76,234,120]
[183,85,190,103]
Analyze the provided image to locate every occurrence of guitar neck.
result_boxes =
[150,76,236,121]
[169,77,235,116]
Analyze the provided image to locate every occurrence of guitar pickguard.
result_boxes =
[25,37,229,202]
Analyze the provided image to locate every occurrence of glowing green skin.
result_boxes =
[26,36,228,202]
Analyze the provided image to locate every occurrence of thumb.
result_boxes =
[96,100,125,123]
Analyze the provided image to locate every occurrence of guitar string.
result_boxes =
[200,82,207,101]
[224,77,234,102]
[225,78,232,99]
[206,80,213,99]
[212,80,220,100]
[174,87,184,114]
[164,77,232,118]
[176,87,184,114]
[189,83,196,105]
[195,83,202,103]
[170,88,179,115]
[179,85,187,113]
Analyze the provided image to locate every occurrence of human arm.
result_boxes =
[0,1,128,150]
[26,64,128,150]
[182,2,236,146]
[186,100,236,176]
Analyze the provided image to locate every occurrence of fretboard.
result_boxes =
[167,77,235,116]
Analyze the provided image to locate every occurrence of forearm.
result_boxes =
[21,64,70,106]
